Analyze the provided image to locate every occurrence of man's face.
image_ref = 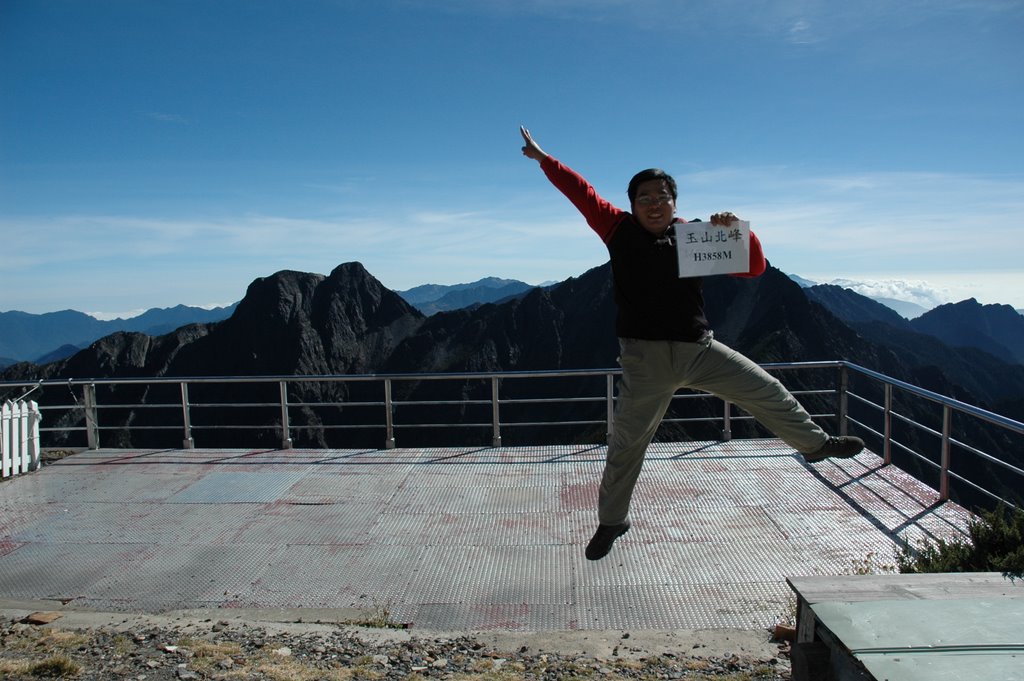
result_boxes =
[631,179,676,235]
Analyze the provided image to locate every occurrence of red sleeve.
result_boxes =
[540,156,626,243]
[730,229,767,278]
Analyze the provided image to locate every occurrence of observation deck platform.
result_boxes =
[0,439,974,632]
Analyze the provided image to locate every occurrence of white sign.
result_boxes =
[675,219,751,278]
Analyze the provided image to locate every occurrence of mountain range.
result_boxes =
[2,261,1022,511]
[396,277,538,316]
[0,279,539,367]
[803,285,1024,366]
[0,304,238,367]
[3,273,1021,370]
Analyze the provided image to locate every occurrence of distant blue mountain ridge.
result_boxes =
[396,277,543,316]
[0,304,238,367]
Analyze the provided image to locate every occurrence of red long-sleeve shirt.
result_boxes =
[541,156,767,341]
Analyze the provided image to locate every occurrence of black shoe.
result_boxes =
[585,521,630,561]
[804,436,864,463]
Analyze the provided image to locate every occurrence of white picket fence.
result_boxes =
[1,400,42,479]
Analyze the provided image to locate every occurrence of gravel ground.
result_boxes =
[0,609,792,680]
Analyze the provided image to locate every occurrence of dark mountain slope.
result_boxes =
[386,264,616,374]
[806,285,1024,367]
[169,263,424,377]
[800,283,1024,407]
[0,304,237,363]
[851,321,1024,407]
[4,324,212,383]
[805,284,913,329]
[910,298,1024,365]
[707,268,875,364]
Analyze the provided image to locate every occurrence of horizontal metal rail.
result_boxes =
[840,362,1023,508]
[2,360,1021,509]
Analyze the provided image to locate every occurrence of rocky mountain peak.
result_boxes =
[911,297,1024,364]
[231,269,326,326]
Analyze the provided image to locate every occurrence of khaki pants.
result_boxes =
[598,335,828,525]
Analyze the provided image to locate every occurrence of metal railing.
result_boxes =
[2,361,1022,508]
[840,363,1024,509]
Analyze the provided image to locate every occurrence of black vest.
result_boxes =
[606,218,710,342]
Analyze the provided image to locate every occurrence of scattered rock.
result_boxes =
[773,624,797,642]
[21,611,63,625]
[0,616,791,680]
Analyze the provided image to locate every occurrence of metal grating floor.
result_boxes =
[0,440,974,631]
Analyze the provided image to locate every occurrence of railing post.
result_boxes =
[883,383,892,465]
[1,402,10,478]
[83,383,99,450]
[279,381,293,450]
[490,376,502,448]
[27,399,41,472]
[606,373,615,443]
[180,382,194,449]
[721,400,732,441]
[14,401,25,474]
[838,365,849,436]
[940,405,951,502]
[384,379,396,449]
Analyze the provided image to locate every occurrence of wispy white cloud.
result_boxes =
[4,166,1022,312]
[786,19,824,45]
[143,111,188,124]
[0,203,603,297]
[422,0,1021,51]
[411,210,488,225]
[798,270,1024,310]
[679,167,1024,270]
[826,278,952,308]
[86,308,149,321]
[642,164,1024,307]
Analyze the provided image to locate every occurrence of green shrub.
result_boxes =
[898,505,1024,578]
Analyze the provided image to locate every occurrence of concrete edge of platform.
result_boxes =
[0,598,785,661]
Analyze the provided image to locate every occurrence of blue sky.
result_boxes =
[2,0,1023,317]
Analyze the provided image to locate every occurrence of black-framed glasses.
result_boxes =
[635,194,674,207]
